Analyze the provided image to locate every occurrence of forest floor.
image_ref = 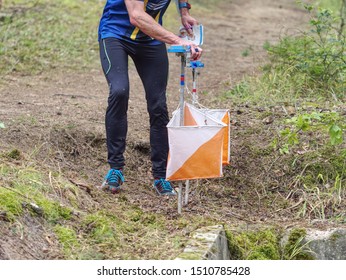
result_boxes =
[2,0,339,260]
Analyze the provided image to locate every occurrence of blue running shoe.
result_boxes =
[153,179,176,196]
[101,169,125,194]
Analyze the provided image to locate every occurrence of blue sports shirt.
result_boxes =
[98,0,172,45]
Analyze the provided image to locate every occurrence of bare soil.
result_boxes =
[0,0,319,259]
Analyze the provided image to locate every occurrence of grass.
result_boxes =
[318,0,345,11]
[0,0,102,76]
[54,225,80,257]
[225,227,316,260]
[0,187,23,220]
[0,0,220,78]
[223,0,345,103]
[226,228,281,260]
[220,0,346,222]
[0,158,74,222]
[0,154,219,259]
[0,152,206,259]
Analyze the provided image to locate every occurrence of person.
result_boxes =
[98,0,202,195]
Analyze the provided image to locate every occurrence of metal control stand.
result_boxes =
[168,45,188,214]
[168,46,204,214]
[184,60,204,209]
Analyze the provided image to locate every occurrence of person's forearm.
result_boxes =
[125,0,201,60]
[131,12,182,44]
[125,0,182,45]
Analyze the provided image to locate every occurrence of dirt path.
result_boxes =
[0,0,309,259]
[0,0,307,212]
[0,0,306,148]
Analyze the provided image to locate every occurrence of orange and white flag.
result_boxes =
[201,109,231,165]
[166,103,226,181]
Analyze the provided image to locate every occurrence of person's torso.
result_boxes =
[98,0,171,45]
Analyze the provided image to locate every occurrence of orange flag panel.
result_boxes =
[168,129,224,180]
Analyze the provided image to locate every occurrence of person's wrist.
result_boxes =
[179,2,191,10]
[172,36,184,45]
[180,9,190,16]
[179,1,191,16]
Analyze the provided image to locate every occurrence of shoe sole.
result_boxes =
[152,184,177,196]
[98,182,122,194]
[109,186,121,194]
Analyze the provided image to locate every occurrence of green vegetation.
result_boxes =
[226,2,345,103]
[0,0,223,77]
[318,0,345,13]
[224,0,345,221]
[0,156,195,259]
[265,4,345,99]
[283,228,314,260]
[0,0,102,76]
[54,225,80,257]
[226,227,315,260]
[0,160,74,222]
[226,228,281,260]
[0,186,23,221]
[5,148,21,160]
[276,111,344,154]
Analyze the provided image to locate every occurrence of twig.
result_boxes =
[264,155,281,173]
[288,161,318,191]
[255,188,261,210]
[275,198,304,213]
[68,178,92,193]
[225,211,253,223]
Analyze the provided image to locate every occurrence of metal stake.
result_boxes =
[192,67,197,105]
[178,182,183,214]
[179,54,186,125]
[184,180,190,206]
[178,52,187,214]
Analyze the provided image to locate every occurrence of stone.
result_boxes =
[175,225,230,260]
[304,228,346,260]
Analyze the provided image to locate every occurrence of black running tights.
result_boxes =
[99,38,169,178]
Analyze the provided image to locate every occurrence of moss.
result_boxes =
[6,149,21,160]
[78,250,105,260]
[0,188,23,220]
[283,228,314,260]
[173,236,185,249]
[125,209,163,228]
[286,228,306,243]
[81,212,119,245]
[127,209,143,222]
[35,196,72,223]
[54,225,80,258]
[225,231,244,260]
[226,228,281,260]
[176,217,189,229]
[141,213,160,226]
[0,163,74,223]
[17,168,42,182]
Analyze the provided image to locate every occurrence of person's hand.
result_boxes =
[178,8,201,60]
[176,38,203,61]
[181,14,198,37]
[188,44,202,61]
